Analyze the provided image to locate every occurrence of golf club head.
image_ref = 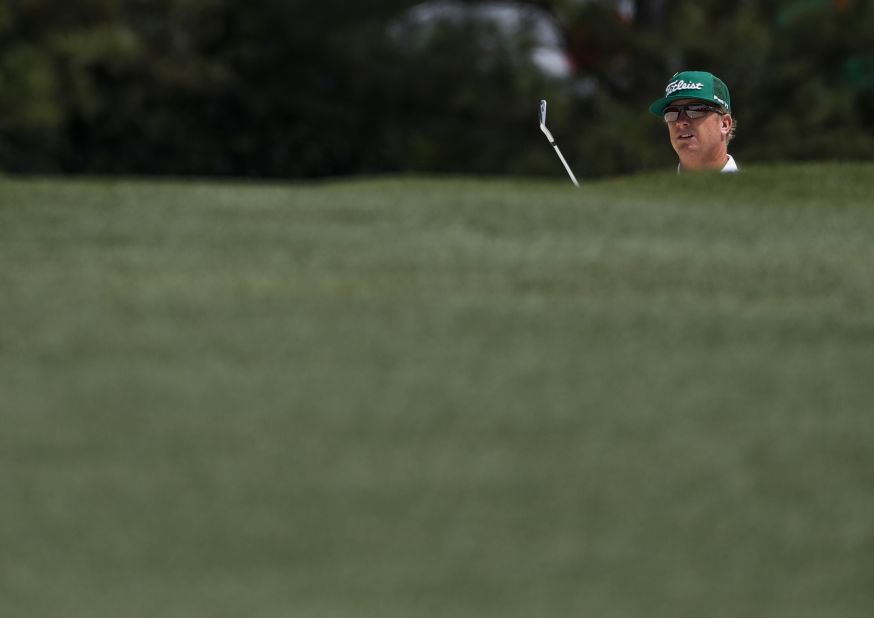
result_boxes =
[538,99,554,142]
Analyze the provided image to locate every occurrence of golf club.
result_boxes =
[538,99,579,187]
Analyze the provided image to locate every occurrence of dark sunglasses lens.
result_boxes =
[663,105,717,122]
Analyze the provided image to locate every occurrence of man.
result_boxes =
[649,70,738,173]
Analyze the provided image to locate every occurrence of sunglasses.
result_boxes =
[663,104,725,122]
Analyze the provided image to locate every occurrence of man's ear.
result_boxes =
[721,114,733,137]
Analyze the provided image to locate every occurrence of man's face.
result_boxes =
[665,99,731,170]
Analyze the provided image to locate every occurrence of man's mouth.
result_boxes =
[677,132,695,140]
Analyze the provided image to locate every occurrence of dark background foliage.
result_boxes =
[0,0,871,178]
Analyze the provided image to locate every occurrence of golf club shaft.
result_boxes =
[551,143,579,187]
[539,100,580,187]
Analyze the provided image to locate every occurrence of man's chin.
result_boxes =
[673,148,701,165]
[673,140,699,153]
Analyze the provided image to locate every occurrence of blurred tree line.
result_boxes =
[0,0,872,178]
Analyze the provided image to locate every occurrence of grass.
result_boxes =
[1,163,873,617]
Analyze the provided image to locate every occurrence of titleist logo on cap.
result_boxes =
[665,80,704,95]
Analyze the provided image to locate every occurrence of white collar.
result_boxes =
[677,154,739,174]
[722,154,739,173]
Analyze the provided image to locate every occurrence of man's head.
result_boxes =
[649,71,735,171]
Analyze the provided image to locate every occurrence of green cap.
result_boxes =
[649,70,732,117]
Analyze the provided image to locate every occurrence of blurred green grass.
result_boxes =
[1,164,873,617]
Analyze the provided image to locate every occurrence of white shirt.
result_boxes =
[721,155,739,173]
[678,154,739,174]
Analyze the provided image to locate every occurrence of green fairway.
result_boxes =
[2,163,873,617]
